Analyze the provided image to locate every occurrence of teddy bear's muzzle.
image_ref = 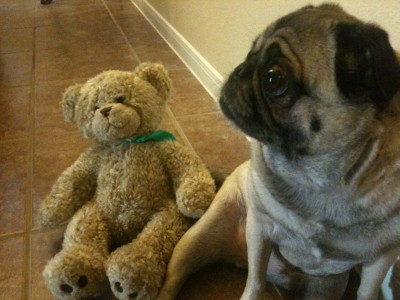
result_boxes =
[100,106,112,118]
[101,104,135,128]
[92,104,141,142]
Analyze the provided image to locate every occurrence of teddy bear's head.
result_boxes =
[61,63,171,144]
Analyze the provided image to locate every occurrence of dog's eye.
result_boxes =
[263,65,289,97]
[115,96,126,103]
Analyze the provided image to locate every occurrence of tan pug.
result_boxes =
[158,4,400,300]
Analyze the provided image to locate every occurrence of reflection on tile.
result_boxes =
[178,112,250,172]
[32,132,92,229]
[0,28,34,54]
[0,86,31,140]
[35,45,139,82]
[35,2,111,28]
[0,52,33,87]
[168,69,219,116]
[0,7,35,30]
[0,236,25,299]
[116,17,162,49]
[134,42,186,71]
[35,24,125,52]
[0,140,29,235]
[0,0,36,9]
[104,0,143,20]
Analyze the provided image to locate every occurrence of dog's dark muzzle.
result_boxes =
[220,59,309,159]
[221,55,286,139]
[230,63,247,80]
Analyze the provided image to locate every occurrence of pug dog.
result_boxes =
[158,4,400,300]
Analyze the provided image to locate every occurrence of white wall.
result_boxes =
[144,0,400,79]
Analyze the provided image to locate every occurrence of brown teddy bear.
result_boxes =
[39,62,216,300]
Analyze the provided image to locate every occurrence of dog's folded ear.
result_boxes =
[335,22,400,110]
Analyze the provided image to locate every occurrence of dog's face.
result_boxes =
[220,4,400,159]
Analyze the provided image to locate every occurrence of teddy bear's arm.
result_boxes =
[162,141,216,219]
[39,148,99,228]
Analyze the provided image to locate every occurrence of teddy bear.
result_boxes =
[39,62,216,300]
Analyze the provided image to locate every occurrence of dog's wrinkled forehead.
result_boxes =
[248,4,358,86]
[251,4,354,55]
[243,3,400,108]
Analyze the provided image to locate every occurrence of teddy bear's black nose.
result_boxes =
[77,275,88,288]
[114,281,123,293]
[100,106,112,117]
[60,283,73,294]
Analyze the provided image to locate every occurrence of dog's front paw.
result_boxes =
[357,290,380,300]
[240,283,269,300]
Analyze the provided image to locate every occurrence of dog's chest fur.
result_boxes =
[247,141,400,276]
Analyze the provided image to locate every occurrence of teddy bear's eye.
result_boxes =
[115,96,126,104]
[94,105,100,111]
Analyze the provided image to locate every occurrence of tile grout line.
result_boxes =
[23,2,38,299]
[0,137,27,145]
[0,231,26,240]
[165,106,196,152]
[101,0,142,65]
[174,110,222,119]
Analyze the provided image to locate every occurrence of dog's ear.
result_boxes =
[335,22,400,109]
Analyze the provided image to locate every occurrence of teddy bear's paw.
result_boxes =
[107,264,160,300]
[176,188,215,218]
[107,248,164,300]
[109,279,150,300]
[38,204,63,229]
[43,246,108,299]
[175,175,216,219]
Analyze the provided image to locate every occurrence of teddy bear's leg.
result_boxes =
[43,201,110,299]
[106,202,192,300]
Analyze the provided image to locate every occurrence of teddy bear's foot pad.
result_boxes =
[113,281,139,298]
[43,245,108,299]
[111,280,142,299]
[59,275,88,294]
[45,273,106,299]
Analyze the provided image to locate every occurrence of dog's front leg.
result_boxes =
[357,247,400,300]
[241,208,273,300]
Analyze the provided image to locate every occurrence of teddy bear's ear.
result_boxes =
[61,84,83,123]
[135,63,171,100]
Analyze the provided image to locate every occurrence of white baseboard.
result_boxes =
[130,0,224,100]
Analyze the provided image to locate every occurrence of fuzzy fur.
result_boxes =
[39,63,215,300]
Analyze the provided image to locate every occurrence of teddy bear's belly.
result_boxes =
[96,160,174,239]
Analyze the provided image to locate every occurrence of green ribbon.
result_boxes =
[119,130,176,146]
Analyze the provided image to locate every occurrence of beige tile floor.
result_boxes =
[0,1,360,299]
